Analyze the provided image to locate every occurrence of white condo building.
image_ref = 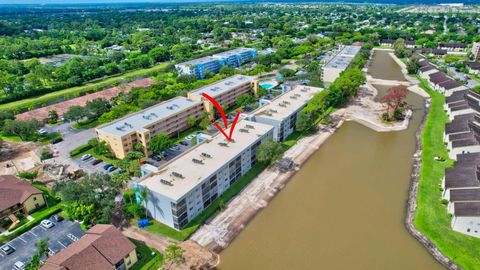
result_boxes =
[249,85,324,141]
[137,120,273,229]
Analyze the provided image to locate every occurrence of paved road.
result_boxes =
[0,219,84,268]
[448,67,480,88]
[46,123,95,171]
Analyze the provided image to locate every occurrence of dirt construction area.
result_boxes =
[0,141,39,175]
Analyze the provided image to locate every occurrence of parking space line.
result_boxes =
[17,236,27,243]
[29,231,38,237]
[57,241,66,248]
[0,252,4,257]
[8,242,16,249]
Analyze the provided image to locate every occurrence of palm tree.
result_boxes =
[140,187,150,219]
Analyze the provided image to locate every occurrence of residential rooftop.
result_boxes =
[177,55,221,67]
[0,175,42,211]
[255,85,324,121]
[324,45,361,70]
[41,224,135,270]
[213,47,255,57]
[96,96,201,137]
[138,120,273,201]
[454,201,480,217]
[188,74,254,100]
[176,48,255,66]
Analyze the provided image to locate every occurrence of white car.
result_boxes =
[13,261,25,270]
[40,219,55,229]
[81,154,92,161]
[37,129,48,136]
[185,135,195,141]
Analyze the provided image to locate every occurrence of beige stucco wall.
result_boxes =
[23,194,45,213]
[124,249,138,269]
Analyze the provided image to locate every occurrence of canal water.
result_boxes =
[218,50,442,270]
[368,49,407,81]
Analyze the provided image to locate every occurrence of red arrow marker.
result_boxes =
[202,93,240,142]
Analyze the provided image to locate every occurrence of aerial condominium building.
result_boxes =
[175,48,257,79]
[321,45,361,83]
[188,74,256,118]
[249,85,324,141]
[96,97,204,159]
[137,120,274,229]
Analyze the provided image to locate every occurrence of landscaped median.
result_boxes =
[414,78,480,269]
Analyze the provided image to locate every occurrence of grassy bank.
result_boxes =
[130,239,164,270]
[0,62,168,113]
[414,78,480,269]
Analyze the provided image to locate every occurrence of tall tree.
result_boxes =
[256,140,284,165]
[2,119,43,141]
[164,244,185,270]
[148,133,173,154]
[63,105,87,123]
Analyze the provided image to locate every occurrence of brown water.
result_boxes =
[368,50,407,81]
[218,53,442,270]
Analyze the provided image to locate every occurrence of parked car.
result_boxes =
[91,159,102,165]
[179,141,188,146]
[185,135,195,141]
[117,169,125,174]
[40,219,55,229]
[81,154,92,161]
[13,261,25,270]
[103,164,113,170]
[50,214,63,222]
[152,155,162,162]
[51,138,63,144]
[37,128,48,136]
[1,244,14,255]
[107,166,117,172]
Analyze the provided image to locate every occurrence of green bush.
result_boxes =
[18,171,38,180]
[70,144,93,157]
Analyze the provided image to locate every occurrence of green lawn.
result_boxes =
[130,239,163,270]
[142,162,268,241]
[0,132,23,142]
[414,78,480,270]
[0,62,169,113]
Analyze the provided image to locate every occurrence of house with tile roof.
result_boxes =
[0,175,45,223]
[41,224,137,270]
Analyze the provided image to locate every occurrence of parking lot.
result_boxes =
[0,219,85,268]
[147,138,195,167]
[75,155,114,174]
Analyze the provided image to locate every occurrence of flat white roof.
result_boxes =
[324,45,361,70]
[188,74,254,100]
[176,48,255,67]
[176,56,219,67]
[213,48,255,57]
[255,86,324,121]
[138,120,273,201]
[96,96,201,137]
